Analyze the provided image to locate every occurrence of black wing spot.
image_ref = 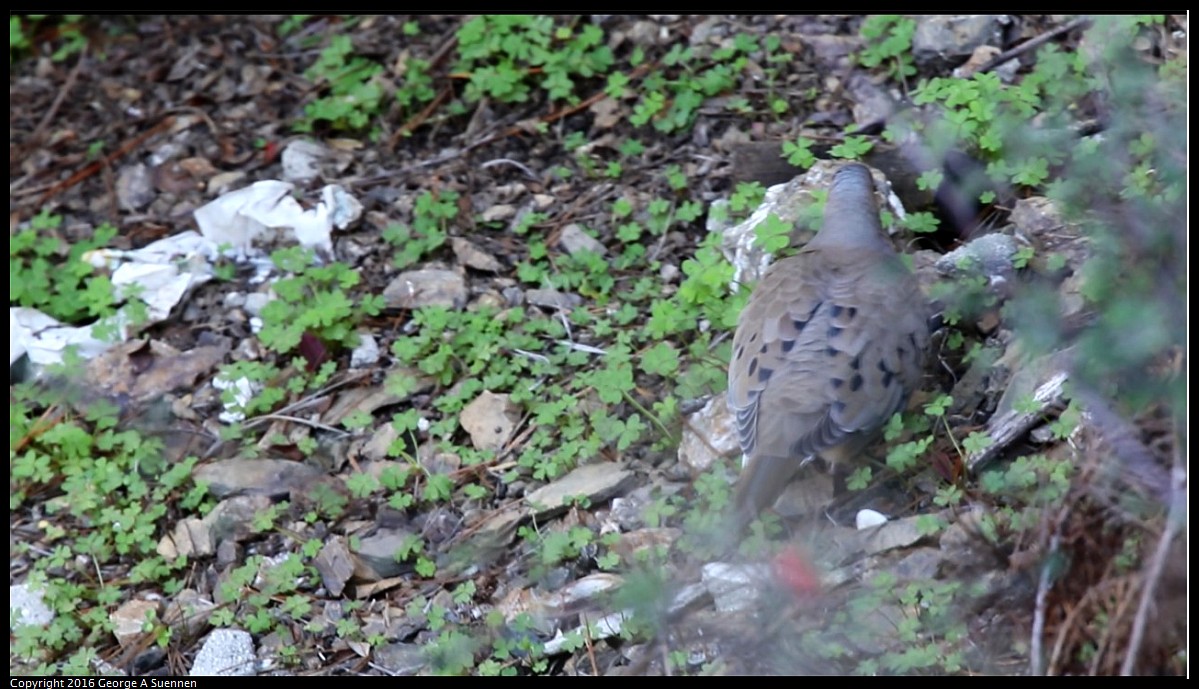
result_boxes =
[878,359,895,387]
[826,346,838,357]
[759,343,769,354]
[828,325,843,339]
[747,359,758,377]
[792,318,808,332]
[850,355,861,371]
[830,378,844,388]
[850,374,863,391]
[830,304,843,317]
[781,339,796,353]
[847,306,858,319]
[735,346,744,361]
[758,366,774,383]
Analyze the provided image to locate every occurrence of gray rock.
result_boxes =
[451,237,503,272]
[459,390,519,452]
[117,163,156,211]
[912,15,1006,67]
[1009,195,1065,237]
[314,537,356,597]
[677,396,739,475]
[524,463,637,519]
[164,589,216,638]
[702,562,769,613]
[801,34,862,71]
[190,628,256,676]
[193,459,323,499]
[383,269,467,310]
[480,204,516,222]
[525,288,583,311]
[935,232,1018,282]
[558,223,607,256]
[10,583,54,627]
[354,528,419,579]
[374,642,427,676]
[350,333,380,368]
[280,139,327,184]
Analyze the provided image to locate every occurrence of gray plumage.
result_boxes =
[728,163,929,527]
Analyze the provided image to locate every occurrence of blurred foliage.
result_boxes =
[1009,16,1185,413]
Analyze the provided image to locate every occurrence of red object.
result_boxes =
[298,332,330,372]
[773,547,822,599]
[262,140,280,164]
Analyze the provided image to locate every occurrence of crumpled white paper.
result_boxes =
[10,306,122,366]
[193,180,362,257]
[10,180,363,372]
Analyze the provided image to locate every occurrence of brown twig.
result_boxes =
[1030,498,1072,675]
[1120,458,1186,674]
[29,43,88,146]
[850,17,1096,139]
[388,85,454,151]
[975,17,1094,75]
[36,115,177,207]
[581,612,601,676]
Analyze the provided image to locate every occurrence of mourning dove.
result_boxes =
[728,163,929,528]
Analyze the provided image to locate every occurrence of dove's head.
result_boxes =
[810,163,890,252]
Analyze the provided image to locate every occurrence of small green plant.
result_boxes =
[395,55,438,118]
[722,181,765,223]
[11,15,33,60]
[752,213,792,254]
[977,450,1074,534]
[10,15,88,62]
[454,16,614,105]
[10,212,122,325]
[857,15,917,84]
[781,135,818,168]
[828,134,874,160]
[627,33,762,133]
[902,211,940,234]
[257,246,385,355]
[277,14,312,36]
[11,381,200,670]
[296,34,385,133]
[383,189,460,268]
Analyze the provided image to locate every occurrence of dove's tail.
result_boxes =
[731,453,803,534]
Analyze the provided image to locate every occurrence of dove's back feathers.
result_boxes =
[729,163,929,526]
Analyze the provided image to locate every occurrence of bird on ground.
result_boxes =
[728,163,930,530]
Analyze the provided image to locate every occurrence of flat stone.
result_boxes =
[702,562,769,613]
[677,396,739,475]
[193,459,323,499]
[460,390,519,452]
[163,589,216,638]
[383,268,467,310]
[451,237,503,271]
[374,642,427,676]
[525,463,636,519]
[525,288,583,311]
[10,583,54,627]
[558,223,607,256]
[116,163,156,211]
[314,537,356,597]
[190,628,256,676]
[353,528,419,580]
[112,599,162,648]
